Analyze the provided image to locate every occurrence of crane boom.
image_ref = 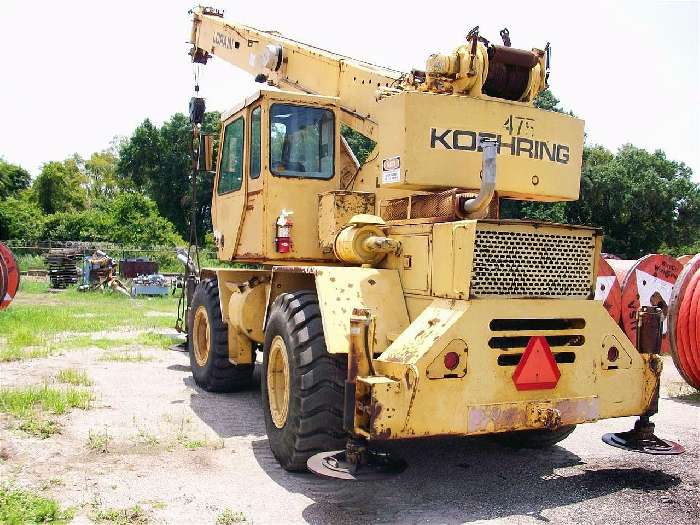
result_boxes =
[189,7,402,138]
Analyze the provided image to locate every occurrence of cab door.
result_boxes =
[212,112,247,261]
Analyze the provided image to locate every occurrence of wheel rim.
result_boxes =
[267,335,290,429]
[192,305,210,367]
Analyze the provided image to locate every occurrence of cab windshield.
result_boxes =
[270,104,334,179]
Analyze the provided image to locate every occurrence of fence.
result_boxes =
[2,240,219,275]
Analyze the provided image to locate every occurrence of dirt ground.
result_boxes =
[1,302,698,524]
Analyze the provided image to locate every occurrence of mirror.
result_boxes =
[198,133,214,172]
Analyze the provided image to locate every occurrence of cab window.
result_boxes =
[250,107,261,179]
[269,104,334,179]
[218,117,244,194]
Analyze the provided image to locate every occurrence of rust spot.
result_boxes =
[348,283,354,288]
[330,276,336,282]
[374,427,392,440]
[404,369,414,389]
[428,317,440,327]
[368,279,376,285]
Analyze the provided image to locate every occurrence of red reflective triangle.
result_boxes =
[512,336,560,390]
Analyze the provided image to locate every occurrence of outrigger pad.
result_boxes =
[602,417,684,455]
[307,449,407,481]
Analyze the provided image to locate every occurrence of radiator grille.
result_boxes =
[471,227,596,298]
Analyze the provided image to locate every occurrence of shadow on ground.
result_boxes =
[181,373,682,524]
[184,376,266,438]
[667,390,700,407]
[252,437,680,524]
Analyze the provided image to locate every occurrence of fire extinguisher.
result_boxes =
[275,209,293,253]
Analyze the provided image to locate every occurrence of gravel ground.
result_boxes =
[0,342,698,525]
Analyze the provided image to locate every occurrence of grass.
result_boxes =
[19,418,62,439]
[0,484,74,524]
[0,385,92,418]
[15,253,47,272]
[0,279,179,361]
[99,351,154,362]
[0,345,52,362]
[87,428,112,453]
[182,438,206,450]
[56,368,93,386]
[0,384,92,439]
[216,509,248,525]
[93,504,149,524]
[136,332,177,350]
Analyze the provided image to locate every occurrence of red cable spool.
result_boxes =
[669,254,700,389]
[595,256,621,324]
[608,254,684,354]
[677,254,694,266]
[0,242,20,310]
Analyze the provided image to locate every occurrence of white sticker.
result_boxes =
[382,156,401,184]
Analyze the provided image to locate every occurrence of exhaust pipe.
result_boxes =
[459,138,497,217]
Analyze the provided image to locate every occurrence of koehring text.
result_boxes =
[430,128,570,165]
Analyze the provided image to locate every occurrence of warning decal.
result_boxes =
[381,156,401,184]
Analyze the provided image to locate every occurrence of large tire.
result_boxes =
[261,290,346,471]
[188,279,254,392]
[490,425,576,449]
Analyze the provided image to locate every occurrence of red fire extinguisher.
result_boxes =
[275,210,293,253]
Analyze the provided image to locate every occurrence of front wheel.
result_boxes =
[261,290,346,471]
[188,279,253,392]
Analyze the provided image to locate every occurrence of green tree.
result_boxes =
[32,158,87,214]
[566,144,699,258]
[84,149,119,198]
[0,158,31,199]
[40,193,183,246]
[117,112,220,241]
[0,191,45,241]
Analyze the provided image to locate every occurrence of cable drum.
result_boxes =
[608,254,684,354]
[669,254,700,389]
[0,242,20,310]
[595,256,622,324]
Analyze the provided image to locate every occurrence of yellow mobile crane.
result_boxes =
[184,7,683,478]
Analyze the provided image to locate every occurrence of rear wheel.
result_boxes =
[490,425,576,449]
[261,290,346,471]
[188,279,254,392]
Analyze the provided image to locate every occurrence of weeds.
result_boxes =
[182,439,206,450]
[87,427,112,453]
[0,484,74,524]
[134,428,160,448]
[19,417,62,438]
[93,504,149,524]
[99,352,154,362]
[0,345,52,362]
[0,385,92,418]
[216,508,248,525]
[56,368,93,386]
[0,385,90,439]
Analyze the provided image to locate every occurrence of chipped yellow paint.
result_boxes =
[359,298,653,439]
[313,266,410,355]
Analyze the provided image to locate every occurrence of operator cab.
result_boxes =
[208,90,353,263]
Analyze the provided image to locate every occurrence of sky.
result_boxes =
[0,0,698,180]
